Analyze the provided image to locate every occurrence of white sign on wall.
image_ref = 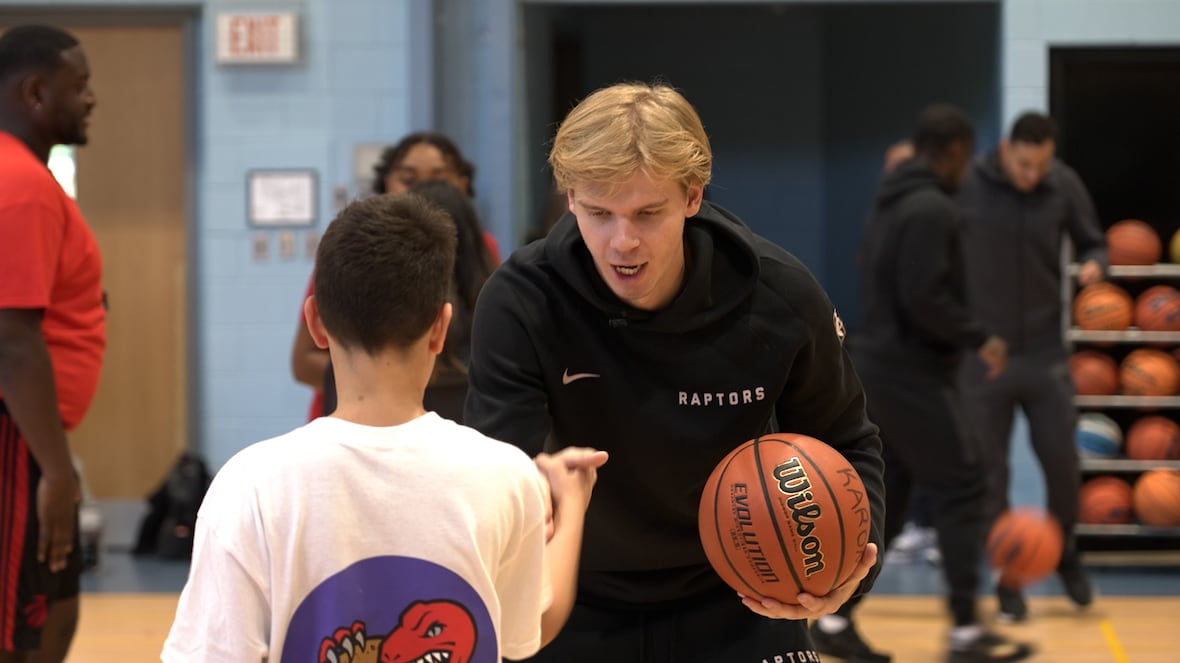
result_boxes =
[248,170,317,227]
[216,13,300,64]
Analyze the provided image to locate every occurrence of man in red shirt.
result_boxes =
[0,24,103,663]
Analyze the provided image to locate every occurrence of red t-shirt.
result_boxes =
[0,132,106,430]
[482,231,501,265]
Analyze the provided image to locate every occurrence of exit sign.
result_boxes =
[216,13,300,64]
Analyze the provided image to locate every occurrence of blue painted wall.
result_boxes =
[197,0,417,469]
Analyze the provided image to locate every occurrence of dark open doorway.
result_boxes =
[1050,47,1180,238]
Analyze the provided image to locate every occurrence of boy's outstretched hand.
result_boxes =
[535,447,608,541]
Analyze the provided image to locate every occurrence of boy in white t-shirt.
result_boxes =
[162,193,606,663]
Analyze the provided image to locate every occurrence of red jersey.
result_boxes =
[0,132,106,430]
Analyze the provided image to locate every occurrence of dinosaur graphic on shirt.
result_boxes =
[318,599,477,663]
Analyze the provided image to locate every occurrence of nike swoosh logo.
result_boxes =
[562,369,601,385]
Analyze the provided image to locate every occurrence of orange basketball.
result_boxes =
[1120,348,1180,396]
[1070,350,1120,395]
[1107,218,1162,265]
[1073,282,1134,331]
[1125,416,1180,461]
[1132,470,1180,528]
[1079,476,1135,524]
[1134,285,1180,331]
[986,508,1064,589]
[698,433,870,604]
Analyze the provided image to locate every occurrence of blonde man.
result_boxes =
[465,81,884,663]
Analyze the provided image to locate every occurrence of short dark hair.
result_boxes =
[0,24,78,82]
[372,131,477,196]
[912,103,975,159]
[1008,112,1058,145]
[314,194,457,354]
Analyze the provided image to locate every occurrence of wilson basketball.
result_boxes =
[1079,476,1135,525]
[1134,285,1180,332]
[1133,470,1180,528]
[1073,282,1134,331]
[1120,348,1180,397]
[1075,412,1123,458]
[1125,416,1180,461]
[1107,218,1162,265]
[986,508,1064,589]
[698,433,870,604]
[1070,351,1120,395]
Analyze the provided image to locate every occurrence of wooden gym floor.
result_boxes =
[71,593,1179,662]
[67,420,1178,662]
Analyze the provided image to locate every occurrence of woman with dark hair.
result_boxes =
[291,133,498,421]
[371,131,476,196]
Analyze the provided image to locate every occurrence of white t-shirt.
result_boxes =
[162,413,551,663]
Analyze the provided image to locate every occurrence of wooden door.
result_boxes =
[62,24,188,499]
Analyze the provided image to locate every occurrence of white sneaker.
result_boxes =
[892,522,930,553]
[79,503,103,571]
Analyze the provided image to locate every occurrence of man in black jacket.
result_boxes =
[813,104,1031,663]
[464,81,885,663]
[957,112,1105,622]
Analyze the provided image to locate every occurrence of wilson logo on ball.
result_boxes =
[772,457,826,576]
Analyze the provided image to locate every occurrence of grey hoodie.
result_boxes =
[957,151,1108,355]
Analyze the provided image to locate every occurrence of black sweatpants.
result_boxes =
[518,588,818,663]
[959,349,1081,564]
[838,357,988,626]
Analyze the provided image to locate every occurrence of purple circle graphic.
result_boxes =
[281,555,497,663]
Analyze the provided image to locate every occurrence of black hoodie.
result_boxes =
[465,201,885,607]
[855,160,988,373]
[958,151,1108,355]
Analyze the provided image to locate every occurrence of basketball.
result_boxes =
[1070,350,1120,395]
[1120,348,1180,397]
[986,508,1064,589]
[1079,476,1135,524]
[1073,282,1134,331]
[698,433,870,604]
[1107,219,1162,265]
[1075,412,1123,458]
[1125,416,1180,461]
[1132,470,1180,528]
[1134,285,1180,332]
[1170,228,1180,264]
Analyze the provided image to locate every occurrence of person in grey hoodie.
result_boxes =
[957,112,1105,623]
[815,103,1033,663]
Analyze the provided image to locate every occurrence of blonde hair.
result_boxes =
[548,82,713,195]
